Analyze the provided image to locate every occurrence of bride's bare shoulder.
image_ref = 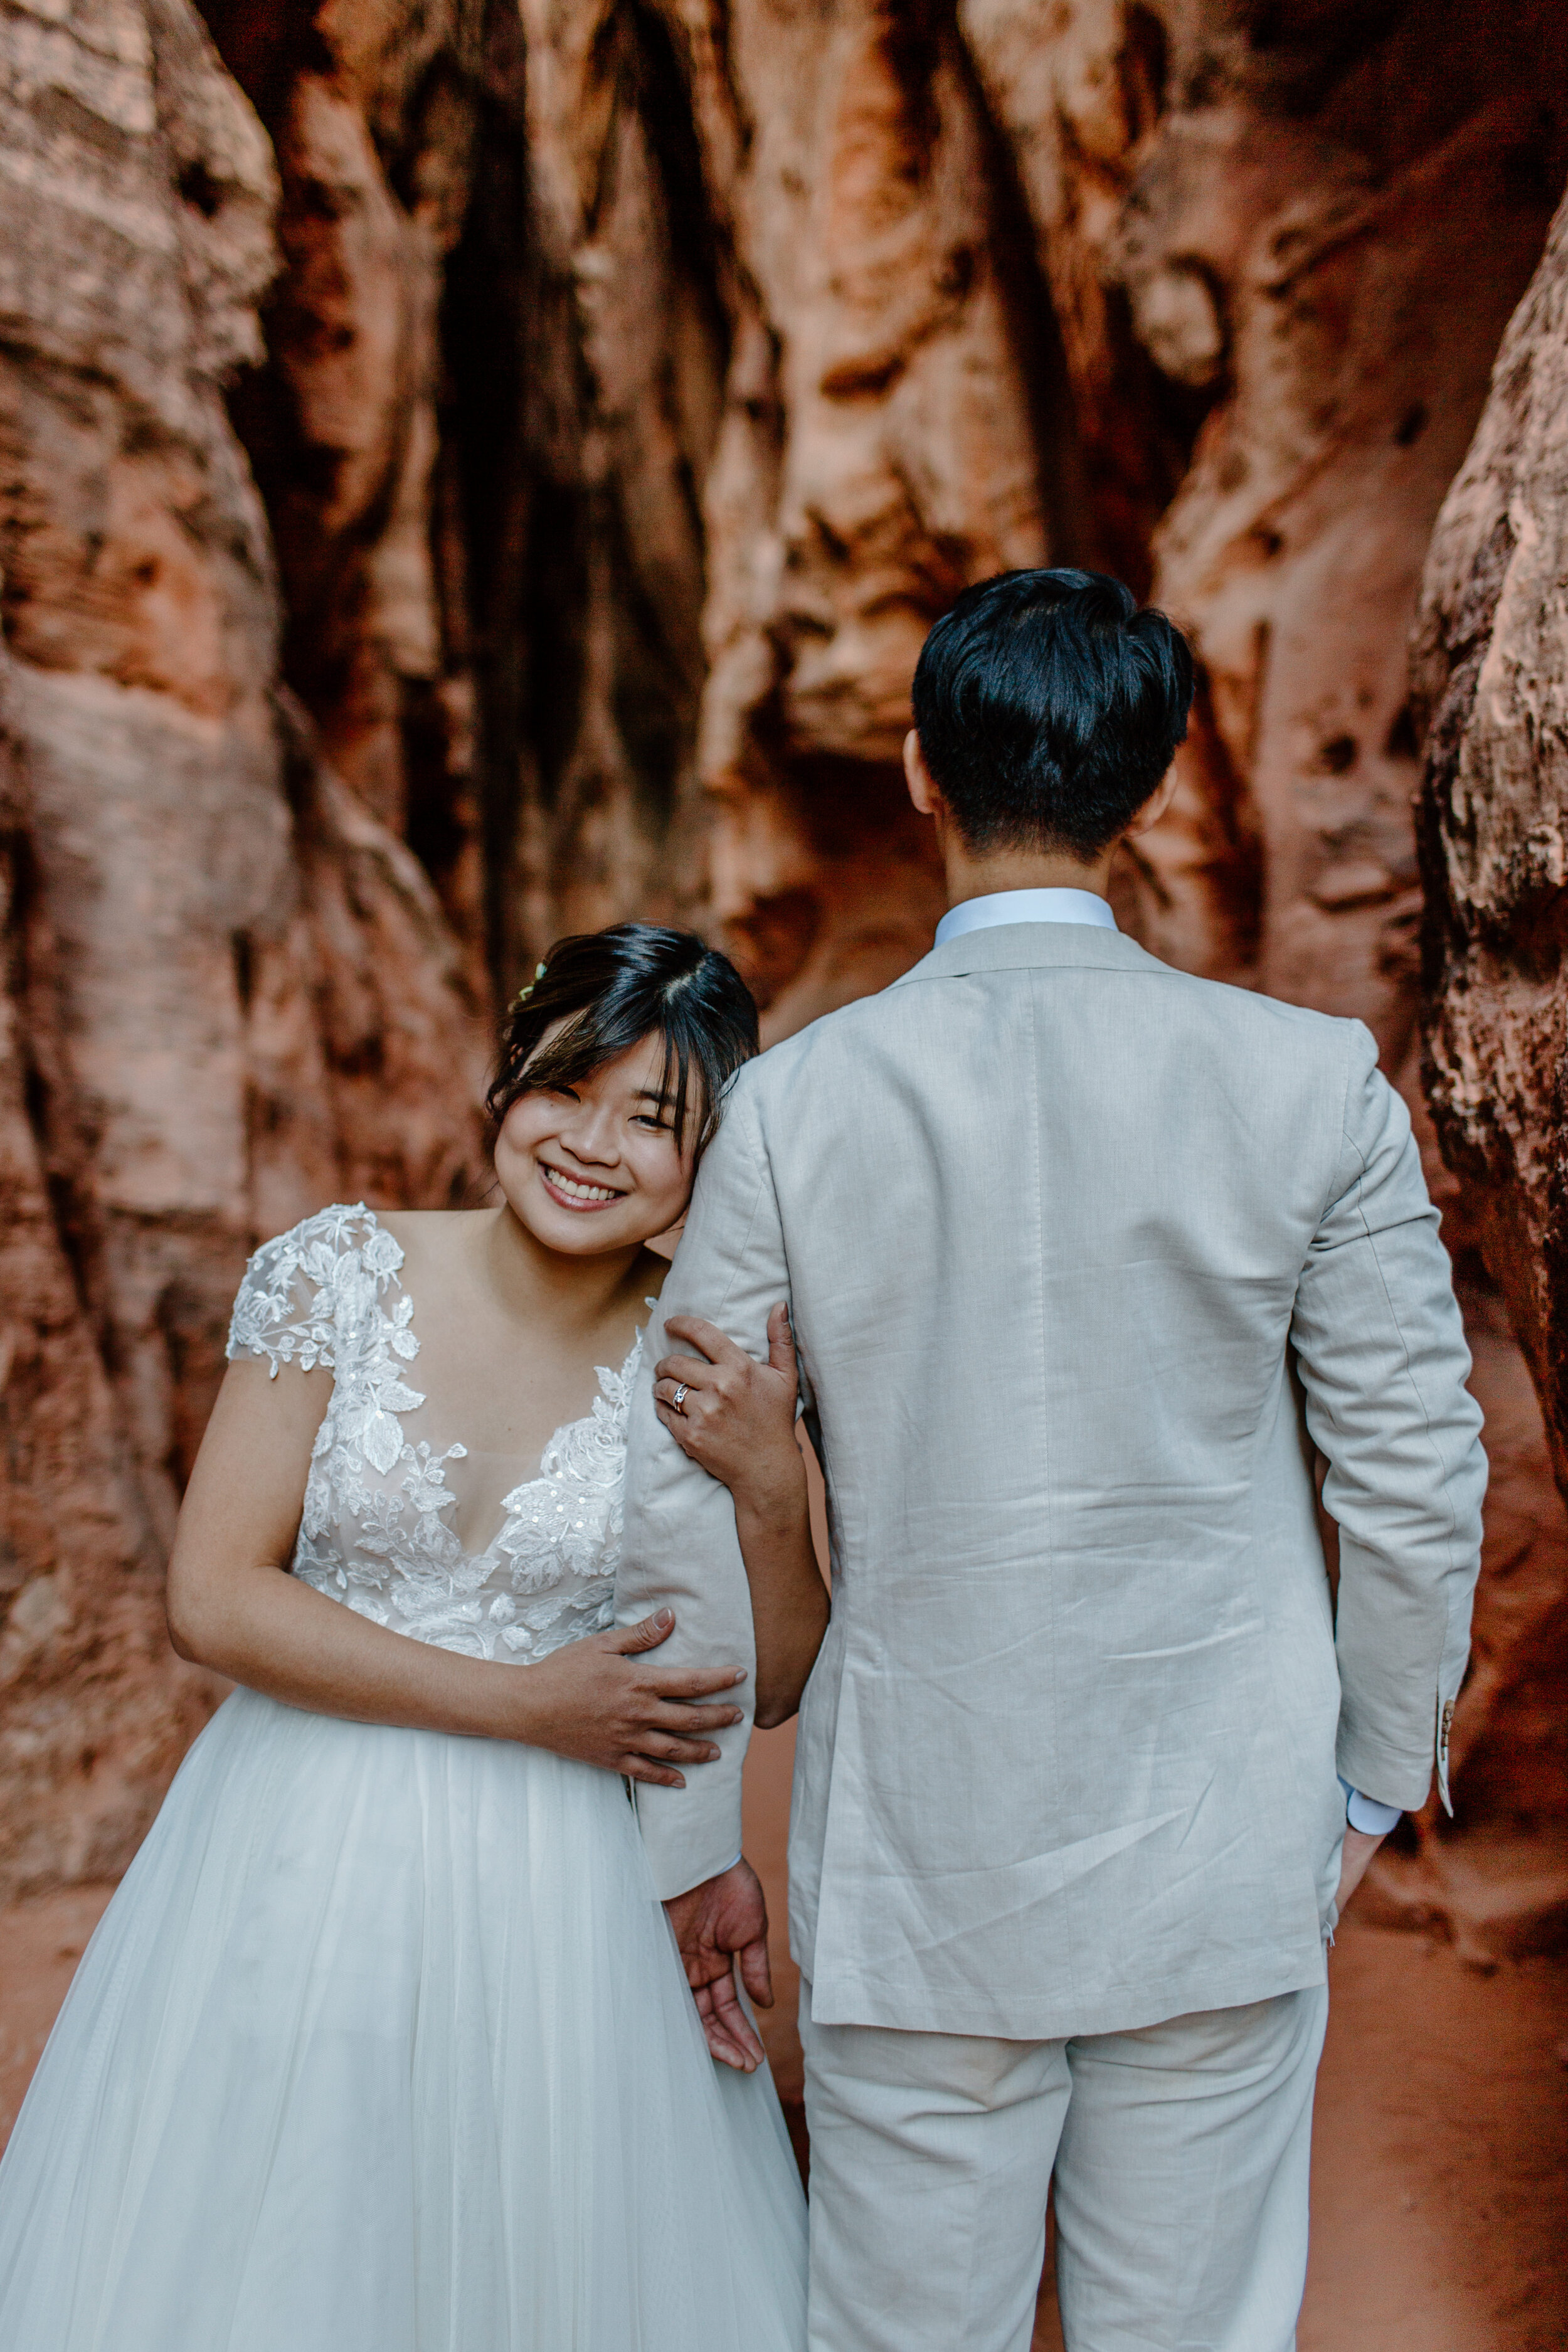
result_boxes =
[372,1207,479,1235]
[373,1207,491,1263]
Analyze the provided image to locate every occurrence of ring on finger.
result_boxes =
[671,1382,689,1412]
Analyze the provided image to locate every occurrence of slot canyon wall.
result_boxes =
[1,0,1566,1953]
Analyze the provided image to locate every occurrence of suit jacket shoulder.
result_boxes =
[739,925,1367,1125]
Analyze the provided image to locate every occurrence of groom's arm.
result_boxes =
[619,1069,790,1900]
[1290,1022,1486,1816]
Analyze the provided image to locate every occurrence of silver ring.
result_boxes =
[671,1383,689,1413]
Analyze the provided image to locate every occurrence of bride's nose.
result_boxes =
[556,1095,622,1165]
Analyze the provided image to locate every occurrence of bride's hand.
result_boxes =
[512,1610,746,1786]
[654,1305,827,1732]
[653,1305,803,1507]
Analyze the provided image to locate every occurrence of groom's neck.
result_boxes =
[940,836,1117,912]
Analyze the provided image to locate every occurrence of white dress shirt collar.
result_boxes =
[934,887,1118,947]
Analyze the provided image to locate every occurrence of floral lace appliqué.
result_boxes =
[226,1204,641,1665]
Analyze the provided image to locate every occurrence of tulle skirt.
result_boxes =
[0,1688,807,2351]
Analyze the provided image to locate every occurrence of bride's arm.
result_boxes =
[651,1305,830,1727]
[165,1359,746,1784]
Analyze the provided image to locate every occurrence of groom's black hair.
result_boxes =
[487,924,759,1153]
[911,569,1194,859]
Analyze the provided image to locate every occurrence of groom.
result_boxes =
[618,569,1486,2351]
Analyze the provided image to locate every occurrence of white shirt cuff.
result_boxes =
[1338,1776,1402,1835]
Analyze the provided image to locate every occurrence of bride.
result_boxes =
[0,923,824,2352]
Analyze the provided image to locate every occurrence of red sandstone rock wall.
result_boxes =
[0,0,486,1898]
[1409,190,1568,1952]
[1415,188,1568,1493]
[202,0,727,983]
[2,0,1565,1949]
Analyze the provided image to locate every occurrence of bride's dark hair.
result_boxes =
[487,924,760,1152]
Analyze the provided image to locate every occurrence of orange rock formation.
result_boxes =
[1411,190,1568,1951]
[0,0,485,1897]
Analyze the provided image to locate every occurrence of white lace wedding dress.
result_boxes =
[0,1205,807,2352]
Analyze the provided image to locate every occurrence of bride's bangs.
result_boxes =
[487,923,758,1150]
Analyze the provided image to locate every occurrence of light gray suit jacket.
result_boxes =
[618,924,1485,2038]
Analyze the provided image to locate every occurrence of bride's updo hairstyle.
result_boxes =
[487,923,759,1153]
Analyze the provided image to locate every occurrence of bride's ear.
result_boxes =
[647,1215,686,1263]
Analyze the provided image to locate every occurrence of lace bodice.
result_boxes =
[226,1204,642,1663]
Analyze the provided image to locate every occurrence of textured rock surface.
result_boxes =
[1415,190,1568,1493]
[1406,189,1568,1952]
[203,0,728,991]
[3,0,1567,1953]
[0,0,485,1900]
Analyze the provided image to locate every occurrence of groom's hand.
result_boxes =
[664,1858,773,2073]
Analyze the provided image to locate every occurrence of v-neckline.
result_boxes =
[366,1207,645,1564]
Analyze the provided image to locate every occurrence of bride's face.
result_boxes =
[494,1029,697,1258]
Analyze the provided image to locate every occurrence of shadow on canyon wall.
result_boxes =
[2,0,1567,2010]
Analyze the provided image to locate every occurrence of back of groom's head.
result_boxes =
[911,569,1195,861]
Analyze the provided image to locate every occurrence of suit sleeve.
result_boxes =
[617,1073,792,1899]
[1290,1022,1486,1814]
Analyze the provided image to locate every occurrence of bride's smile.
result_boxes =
[538,1164,625,1208]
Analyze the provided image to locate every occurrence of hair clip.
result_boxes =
[507,960,550,1017]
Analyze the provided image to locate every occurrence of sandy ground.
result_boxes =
[2,1724,1563,2351]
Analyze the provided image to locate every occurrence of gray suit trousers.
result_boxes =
[799,1977,1330,2352]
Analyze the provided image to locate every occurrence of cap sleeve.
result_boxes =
[226,1202,397,1378]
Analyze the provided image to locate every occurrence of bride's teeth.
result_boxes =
[548,1167,616,1202]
